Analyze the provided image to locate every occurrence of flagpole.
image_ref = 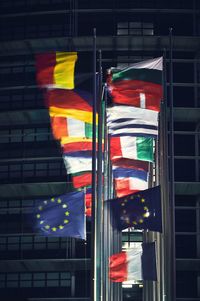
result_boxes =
[103,84,111,301]
[97,49,103,301]
[91,27,98,301]
[169,27,176,301]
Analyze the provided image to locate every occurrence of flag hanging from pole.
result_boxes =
[107,57,163,111]
[36,52,78,89]
[113,167,149,197]
[110,136,154,162]
[108,186,162,232]
[34,191,86,239]
[109,242,157,282]
[50,117,94,140]
[107,105,158,138]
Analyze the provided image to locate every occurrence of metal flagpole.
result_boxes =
[159,50,171,301]
[91,27,98,301]
[97,49,103,301]
[169,27,176,301]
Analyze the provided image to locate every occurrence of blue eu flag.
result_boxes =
[109,186,162,232]
[35,190,86,239]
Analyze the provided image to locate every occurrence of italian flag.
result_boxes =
[107,57,163,112]
[110,136,154,162]
[109,242,157,282]
[36,52,77,90]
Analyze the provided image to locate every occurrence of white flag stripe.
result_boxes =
[129,177,149,190]
[107,106,158,126]
[140,93,146,109]
[120,136,137,158]
[124,56,163,72]
[67,118,85,136]
[126,247,142,281]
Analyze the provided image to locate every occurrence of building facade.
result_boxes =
[0,1,200,300]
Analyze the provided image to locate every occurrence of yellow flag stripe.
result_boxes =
[49,106,98,124]
[61,137,93,145]
[54,52,77,89]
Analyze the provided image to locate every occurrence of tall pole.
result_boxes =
[169,27,176,301]
[91,27,98,301]
[97,49,103,301]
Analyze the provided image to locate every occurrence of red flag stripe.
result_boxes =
[109,251,128,282]
[109,79,162,111]
[36,53,55,88]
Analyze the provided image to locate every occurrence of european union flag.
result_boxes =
[109,186,162,232]
[35,191,86,239]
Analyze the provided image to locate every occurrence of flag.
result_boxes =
[35,191,86,239]
[110,136,154,162]
[85,188,92,217]
[49,105,97,124]
[109,242,157,282]
[36,52,77,89]
[109,186,162,232]
[61,138,93,153]
[45,88,93,110]
[71,171,92,188]
[51,117,94,140]
[112,158,149,173]
[107,105,158,137]
[61,137,103,154]
[113,167,149,197]
[107,57,163,111]
[63,155,93,174]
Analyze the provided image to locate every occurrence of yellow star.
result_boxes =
[143,212,150,218]
[64,219,69,224]
[52,227,57,231]
[144,206,148,211]
[40,220,44,224]
[62,204,67,208]
[59,225,64,230]
[141,198,145,203]
[38,206,43,211]
[65,211,70,216]
[44,225,50,229]
[36,214,41,219]
[139,219,144,224]
[51,198,55,202]
[132,221,137,225]
[57,198,62,203]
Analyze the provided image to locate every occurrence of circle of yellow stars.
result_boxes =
[120,194,150,226]
[36,197,70,233]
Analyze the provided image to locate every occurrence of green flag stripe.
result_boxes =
[112,68,162,85]
[136,137,154,162]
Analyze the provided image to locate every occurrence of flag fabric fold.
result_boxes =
[107,57,163,111]
[35,191,86,239]
[109,242,157,282]
[109,186,162,232]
